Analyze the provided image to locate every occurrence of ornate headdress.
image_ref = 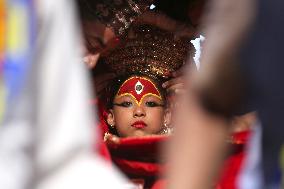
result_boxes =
[78,0,151,35]
[103,24,192,79]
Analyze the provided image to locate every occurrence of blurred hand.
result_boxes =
[104,133,121,145]
[162,69,186,111]
[162,69,186,95]
[136,11,196,39]
[83,53,100,68]
[231,112,256,133]
[82,20,117,69]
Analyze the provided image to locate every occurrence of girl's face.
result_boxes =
[107,76,171,137]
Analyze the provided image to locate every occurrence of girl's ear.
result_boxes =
[163,108,171,126]
[107,109,115,126]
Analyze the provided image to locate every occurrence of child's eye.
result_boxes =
[114,101,133,107]
[122,101,132,107]
[145,101,163,107]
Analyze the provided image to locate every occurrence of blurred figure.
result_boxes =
[0,0,132,188]
[77,0,151,68]
[168,0,284,189]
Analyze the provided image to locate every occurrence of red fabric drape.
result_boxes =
[94,98,251,189]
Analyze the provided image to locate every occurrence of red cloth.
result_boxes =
[216,131,251,189]
[107,136,167,189]
[106,132,250,189]
[151,179,167,189]
[92,99,112,162]
[95,98,251,189]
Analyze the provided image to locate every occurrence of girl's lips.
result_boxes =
[131,121,147,129]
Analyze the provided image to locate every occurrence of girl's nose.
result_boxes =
[133,105,146,117]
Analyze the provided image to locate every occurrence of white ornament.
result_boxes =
[135,81,144,94]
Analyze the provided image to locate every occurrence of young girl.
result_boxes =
[94,22,191,189]
[106,74,172,138]
[99,22,191,139]
[100,74,174,189]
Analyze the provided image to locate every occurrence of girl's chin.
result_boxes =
[129,130,149,137]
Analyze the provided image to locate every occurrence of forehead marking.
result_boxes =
[115,76,162,105]
[135,80,144,94]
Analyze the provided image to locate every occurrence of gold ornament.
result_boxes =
[103,24,192,79]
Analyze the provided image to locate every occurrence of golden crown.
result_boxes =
[103,24,192,79]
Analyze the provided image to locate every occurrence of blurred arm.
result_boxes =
[167,0,256,188]
[167,90,230,189]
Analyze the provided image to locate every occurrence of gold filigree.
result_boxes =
[103,24,192,78]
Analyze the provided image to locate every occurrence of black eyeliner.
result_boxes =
[113,102,132,107]
[145,102,165,107]
[113,103,125,107]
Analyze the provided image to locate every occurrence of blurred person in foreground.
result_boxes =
[77,0,152,68]
[77,0,197,68]
[167,0,284,189]
[0,0,133,188]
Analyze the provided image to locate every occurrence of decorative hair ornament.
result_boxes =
[115,76,162,105]
[104,24,192,78]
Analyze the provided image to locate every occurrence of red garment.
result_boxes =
[91,99,112,161]
[216,131,251,189]
[107,135,167,189]
[106,131,250,189]
[95,98,166,188]
[95,98,251,189]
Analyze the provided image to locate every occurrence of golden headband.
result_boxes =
[115,76,162,105]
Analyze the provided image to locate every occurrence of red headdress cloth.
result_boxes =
[116,76,162,105]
